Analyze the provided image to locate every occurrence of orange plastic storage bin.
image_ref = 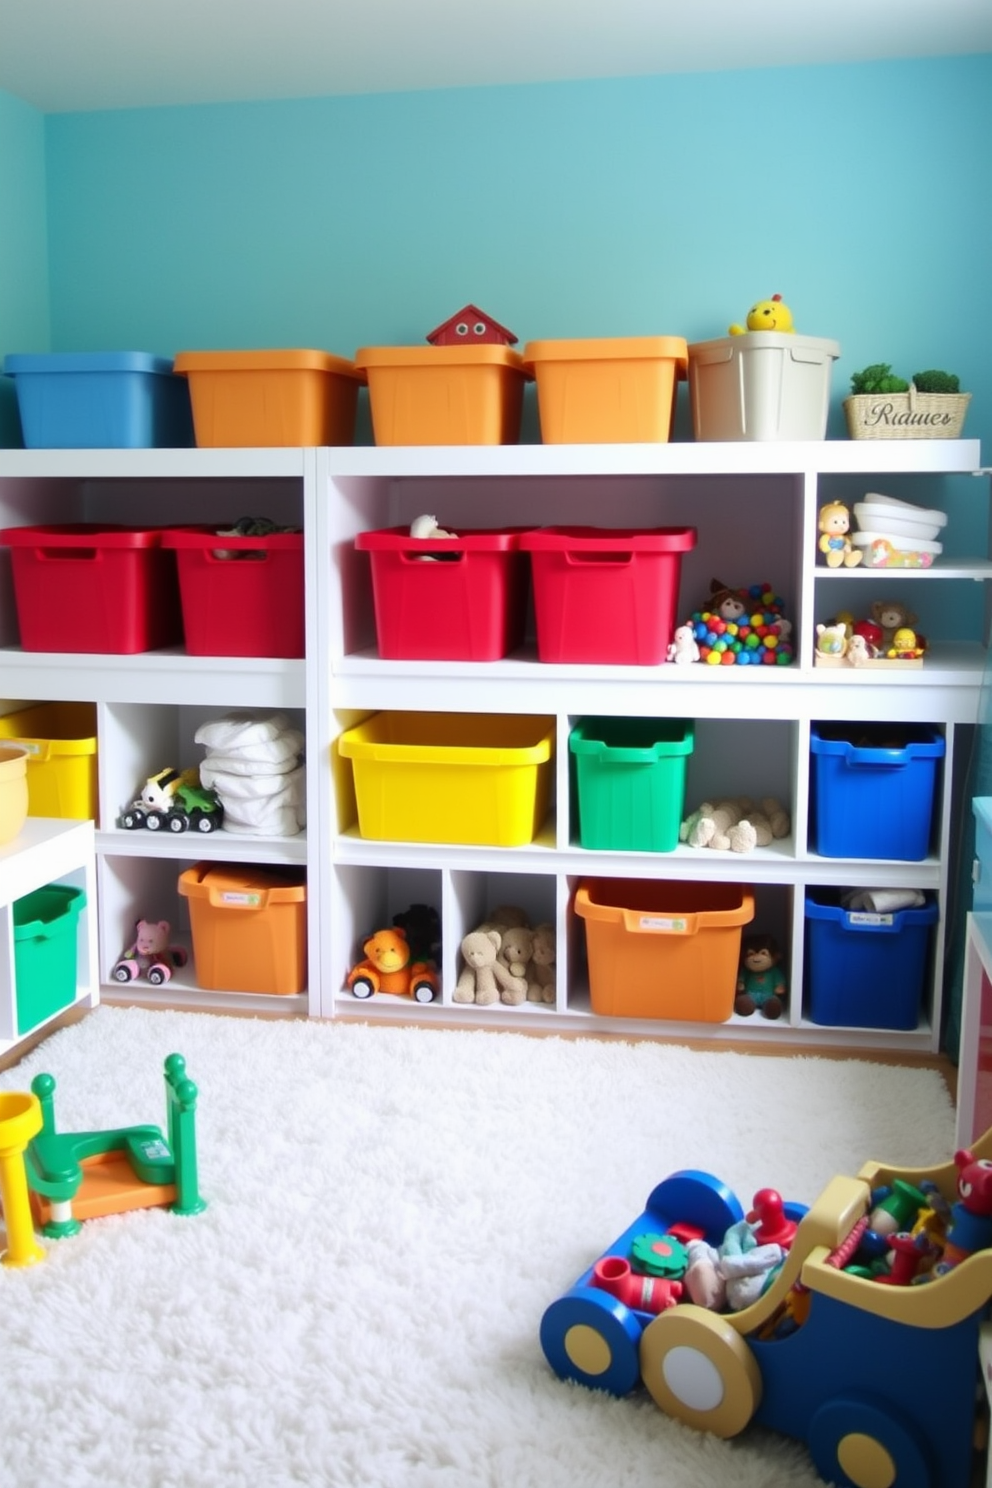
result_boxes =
[178,863,307,995]
[172,349,364,447]
[522,336,688,443]
[161,527,304,658]
[575,878,754,1021]
[353,344,531,445]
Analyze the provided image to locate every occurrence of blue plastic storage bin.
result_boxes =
[809,722,944,861]
[805,889,938,1029]
[3,352,194,449]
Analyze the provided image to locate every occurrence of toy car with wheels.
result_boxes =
[119,769,224,834]
[346,927,439,1003]
[540,1135,992,1488]
[111,919,188,987]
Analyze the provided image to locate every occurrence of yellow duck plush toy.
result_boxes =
[729,294,795,335]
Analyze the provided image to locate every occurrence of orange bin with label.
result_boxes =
[178,863,307,995]
[575,878,754,1021]
[173,349,364,447]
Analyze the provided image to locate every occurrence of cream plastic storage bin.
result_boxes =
[687,332,840,441]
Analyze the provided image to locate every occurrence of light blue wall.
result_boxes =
[43,53,992,449]
[0,88,49,442]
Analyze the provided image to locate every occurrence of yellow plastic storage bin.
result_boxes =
[0,702,98,819]
[575,878,755,1022]
[173,349,365,447]
[353,345,531,445]
[338,712,555,846]
[178,863,307,995]
[522,336,688,443]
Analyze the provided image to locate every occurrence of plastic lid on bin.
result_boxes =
[4,352,178,377]
[178,863,307,908]
[173,349,365,380]
[354,344,529,373]
[687,333,840,366]
[575,878,754,932]
[521,337,688,376]
[519,525,697,553]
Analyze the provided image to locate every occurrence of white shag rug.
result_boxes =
[0,1007,957,1488]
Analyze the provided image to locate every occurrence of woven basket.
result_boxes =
[844,387,970,440]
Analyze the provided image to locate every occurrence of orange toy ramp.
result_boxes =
[30,1148,176,1226]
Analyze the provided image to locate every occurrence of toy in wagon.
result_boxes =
[814,599,927,669]
[679,579,794,667]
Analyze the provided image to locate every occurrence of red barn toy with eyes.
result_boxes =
[426,304,518,348]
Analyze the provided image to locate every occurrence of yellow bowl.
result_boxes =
[0,744,30,845]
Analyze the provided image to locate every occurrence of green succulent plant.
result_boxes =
[911,370,961,394]
[849,364,910,395]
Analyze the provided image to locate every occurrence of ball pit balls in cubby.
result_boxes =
[685,584,794,667]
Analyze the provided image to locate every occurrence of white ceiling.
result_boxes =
[0,0,990,114]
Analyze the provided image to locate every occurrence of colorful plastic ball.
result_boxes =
[705,651,722,665]
[721,651,736,665]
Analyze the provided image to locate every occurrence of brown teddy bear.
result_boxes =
[496,924,534,1006]
[527,922,557,1004]
[453,929,528,1007]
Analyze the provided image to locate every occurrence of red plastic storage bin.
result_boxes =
[520,526,696,665]
[354,526,530,661]
[0,524,183,654]
[161,527,304,658]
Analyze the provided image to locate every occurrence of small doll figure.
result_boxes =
[735,933,786,1020]
[818,502,862,569]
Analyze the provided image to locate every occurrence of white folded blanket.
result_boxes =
[201,756,304,789]
[203,763,305,804]
[195,712,296,750]
[221,806,303,837]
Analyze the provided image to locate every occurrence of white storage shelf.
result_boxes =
[0,441,985,1054]
[0,449,317,1029]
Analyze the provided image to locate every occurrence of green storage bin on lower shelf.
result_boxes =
[570,717,694,852]
[13,883,86,1035]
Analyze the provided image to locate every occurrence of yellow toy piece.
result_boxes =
[0,1090,45,1267]
[729,294,795,335]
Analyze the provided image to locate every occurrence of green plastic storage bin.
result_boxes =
[13,883,86,1035]
[570,717,694,851]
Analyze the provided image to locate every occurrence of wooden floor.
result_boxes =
[0,1001,960,1102]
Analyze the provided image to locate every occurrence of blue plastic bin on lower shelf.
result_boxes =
[809,722,944,861]
[805,889,938,1029]
[4,352,194,448]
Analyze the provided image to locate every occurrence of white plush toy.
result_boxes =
[667,623,700,665]
[680,796,790,853]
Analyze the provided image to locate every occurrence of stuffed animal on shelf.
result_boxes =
[735,933,787,1019]
[729,294,795,336]
[452,929,528,1007]
[527,922,557,1005]
[667,623,700,665]
[871,598,918,651]
[495,924,534,1007]
[680,797,790,854]
[817,502,862,569]
[682,581,794,668]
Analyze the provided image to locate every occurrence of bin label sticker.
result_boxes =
[848,911,894,926]
[220,892,261,906]
[639,915,687,933]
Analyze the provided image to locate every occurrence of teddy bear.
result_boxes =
[495,924,534,1006]
[735,932,787,1019]
[112,919,187,986]
[527,922,557,1004]
[870,599,918,651]
[453,929,528,1007]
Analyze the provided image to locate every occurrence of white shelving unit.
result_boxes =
[0,438,984,1055]
[317,438,985,1054]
